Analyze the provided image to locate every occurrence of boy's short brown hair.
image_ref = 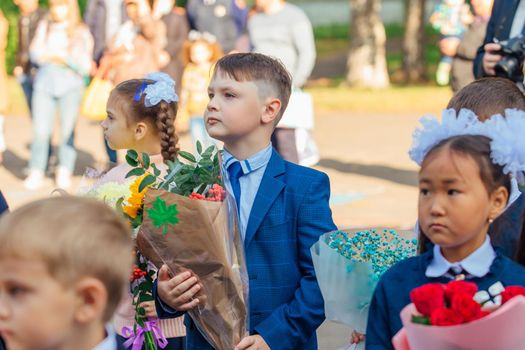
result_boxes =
[447,77,525,120]
[0,196,133,322]
[213,53,293,122]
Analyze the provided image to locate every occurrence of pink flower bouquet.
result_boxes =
[393,293,525,350]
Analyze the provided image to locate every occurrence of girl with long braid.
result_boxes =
[100,72,186,349]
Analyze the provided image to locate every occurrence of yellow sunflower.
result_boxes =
[123,174,153,219]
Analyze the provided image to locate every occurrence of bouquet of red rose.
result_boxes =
[392,281,525,350]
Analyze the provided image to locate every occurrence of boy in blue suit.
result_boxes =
[154,53,337,350]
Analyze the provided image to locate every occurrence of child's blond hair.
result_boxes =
[0,196,133,322]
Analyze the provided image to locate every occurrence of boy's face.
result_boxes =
[0,258,78,350]
[205,72,268,143]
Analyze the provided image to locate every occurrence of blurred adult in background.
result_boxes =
[13,0,47,114]
[97,0,168,85]
[451,0,494,92]
[0,10,8,163]
[159,0,190,94]
[474,0,525,85]
[84,0,128,65]
[24,0,93,190]
[84,0,128,165]
[248,0,316,164]
[186,0,248,53]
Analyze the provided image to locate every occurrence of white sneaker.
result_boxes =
[24,170,45,190]
[55,166,72,189]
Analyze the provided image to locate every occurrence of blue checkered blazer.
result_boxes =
[155,149,337,349]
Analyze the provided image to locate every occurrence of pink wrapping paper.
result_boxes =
[392,296,525,350]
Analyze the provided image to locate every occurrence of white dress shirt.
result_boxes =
[222,144,273,240]
[426,236,496,278]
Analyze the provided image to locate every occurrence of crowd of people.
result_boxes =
[0,0,319,190]
[0,1,525,350]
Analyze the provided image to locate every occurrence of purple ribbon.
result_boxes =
[122,320,168,350]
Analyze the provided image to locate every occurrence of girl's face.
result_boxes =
[50,0,70,22]
[190,42,213,65]
[418,148,503,257]
[101,92,137,151]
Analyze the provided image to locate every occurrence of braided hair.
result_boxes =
[113,78,179,163]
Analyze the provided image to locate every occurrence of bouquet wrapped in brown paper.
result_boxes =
[137,189,248,349]
[118,144,249,350]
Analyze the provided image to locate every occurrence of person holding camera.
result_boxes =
[474,0,525,86]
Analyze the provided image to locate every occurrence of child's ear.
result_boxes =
[134,121,149,141]
[73,277,108,324]
[261,97,282,125]
[489,185,509,220]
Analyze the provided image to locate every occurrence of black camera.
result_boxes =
[494,35,525,82]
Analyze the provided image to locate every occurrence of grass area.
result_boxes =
[306,85,452,113]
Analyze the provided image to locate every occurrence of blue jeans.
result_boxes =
[30,87,84,173]
[16,73,34,113]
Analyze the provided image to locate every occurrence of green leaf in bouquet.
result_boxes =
[146,197,179,235]
[411,315,431,325]
[138,307,146,316]
[199,166,213,177]
[130,212,143,228]
[126,150,139,165]
[203,145,216,157]
[139,174,156,193]
[126,168,146,178]
[175,172,193,184]
[198,158,214,168]
[179,151,197,163]
[151,163,161,177]
[142,153,151,170]
[196,140,203,154]
[126,155,139,167]
[138,293,153,303]
[138,283,152,293]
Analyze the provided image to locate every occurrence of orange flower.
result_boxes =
[123,174,152,219]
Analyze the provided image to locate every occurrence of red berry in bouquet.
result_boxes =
[189,192,206,200]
